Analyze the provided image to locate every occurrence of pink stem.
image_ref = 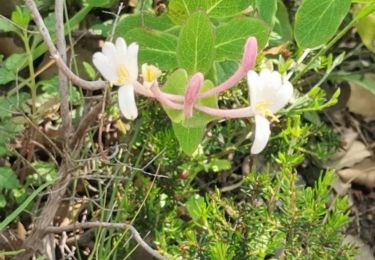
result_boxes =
[197,66,247,99]
[197,36,258,99]
[134,81,185,102]
[162,92,185,102]
[150,84,184,110]
[133,81,155,97]
[135,81,256,119]
[135,80,256,119]
[194,104,254,118]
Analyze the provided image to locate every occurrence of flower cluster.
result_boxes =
[92,37,293,154]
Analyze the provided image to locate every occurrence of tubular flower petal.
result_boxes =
[93,37,139,120]
[184,72,204,118]
[241,37,258,71]
[118,85,138,120]
[248,69,294,154]
[251,115,271,154]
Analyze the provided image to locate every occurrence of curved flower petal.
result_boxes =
[92,52,117,82]
[128,42,139,58]
[115,38,128,65]
[126,43,139,81]
[116,37,127,54]
[270,80,294,113]
[118,85,138,120]
[102,42,117,62]
[247,70,261,106]
[260,69,282,91]
[251,115,271,154]
[255,70,283,101]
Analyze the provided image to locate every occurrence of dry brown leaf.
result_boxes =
[338,168,374,187]
[331,176,351,196]
[263,42,291,58]
[16,221,26,241]
[328,129,358,162]
[337,158,375,187]
[353,158,375,171]
[328,141,371,170]
[347,83,375,118]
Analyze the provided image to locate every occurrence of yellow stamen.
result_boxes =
[146,67,155,82]
[255,100,279,122]
[142,64,162,85]
[116,64,130,85]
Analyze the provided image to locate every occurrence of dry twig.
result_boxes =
[55,0,72,140]
[24,0,106,91]
[46,222,167,260]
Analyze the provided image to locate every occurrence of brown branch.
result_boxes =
[18,172,71,259]
[55,0,73,141]
[71,101,103,148]
[18,1,80,258]
[22,115,65,158]
[18,99,158,259]
[24,0,106,91]
[45,222,167,260]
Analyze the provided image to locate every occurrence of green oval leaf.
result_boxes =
[255,0,277,26]
[215,18,269,62]
[162,69,189,123]
[168,0,250,25]
[125,28,178,71]
[177,12,215,75]
[272,0,293,45]
[294,0,351,48]
[172,123,205,155]
[114,13,178,37]
[86,0,115,7]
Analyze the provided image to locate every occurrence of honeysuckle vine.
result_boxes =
[93,36,261,119]
[93,36,294,154]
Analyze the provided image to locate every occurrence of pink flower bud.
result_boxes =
[241,37,258,71]
[184,72,204,118]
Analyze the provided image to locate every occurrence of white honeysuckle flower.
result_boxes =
[141,63,162,88]
[93,37,139,120]
[247,69,294,154]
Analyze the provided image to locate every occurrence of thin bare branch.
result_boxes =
[109,2,124,41]
[24,0,106,91]
[18,173,71,260]
[71,101,103,148]
[55,0,72,140]
[45,222,167,260]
